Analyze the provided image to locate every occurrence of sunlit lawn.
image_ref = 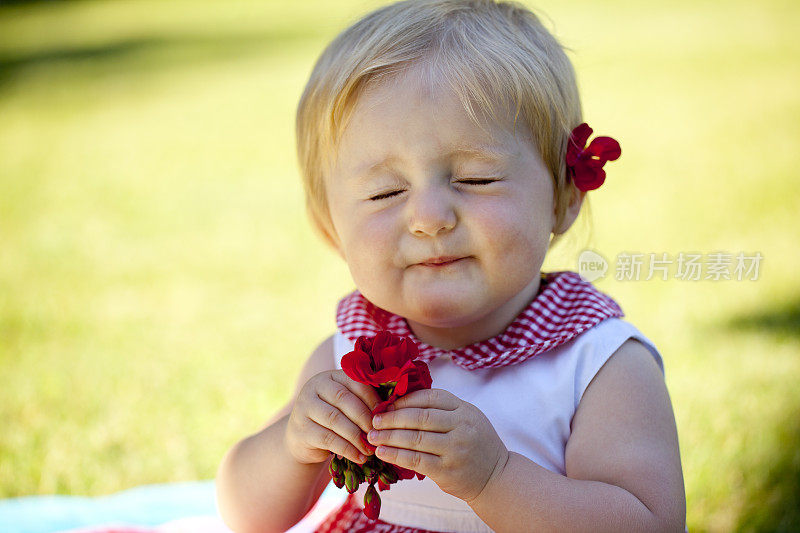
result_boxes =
[1,0,798,531]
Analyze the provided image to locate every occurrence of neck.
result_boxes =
[406,275,542,350]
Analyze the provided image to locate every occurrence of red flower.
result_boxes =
[394,464,425,481]
[565,123,621,192]
[335,331,432,520]
[359,432,377,454]
[342,331,432,415]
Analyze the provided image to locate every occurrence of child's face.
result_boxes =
[325,64,556,348]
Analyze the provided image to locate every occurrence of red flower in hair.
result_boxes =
[566,123,621,191]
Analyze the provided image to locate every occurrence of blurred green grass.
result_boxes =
[1,0,798,531]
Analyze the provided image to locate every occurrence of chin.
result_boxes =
[406,294,481,329]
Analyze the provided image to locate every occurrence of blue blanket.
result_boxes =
[0,481,344,533]
[0,481,218,533]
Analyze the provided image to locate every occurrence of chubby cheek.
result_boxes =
[473,201,549,279]
[337,213,401,296]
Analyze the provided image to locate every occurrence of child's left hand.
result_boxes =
[367,388,509,503]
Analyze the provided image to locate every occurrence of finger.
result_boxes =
[368,428,448,455]
[305,418,367,464]
[317,378,376,436]
[375,444,440,476]
[372,407,452,432]
[332,370,382,412]
[307,396,373,456]
[391,388,461,411]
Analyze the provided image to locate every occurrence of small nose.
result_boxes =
[406,186,456,237]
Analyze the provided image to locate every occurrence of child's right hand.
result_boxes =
[284,370,381,466]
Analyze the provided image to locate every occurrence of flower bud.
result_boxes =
[378,468,398,485]
[332,472,345,489]
[344,468,359,494]
[363,483,381,520]
[329,456,343,477]
[362,463,378,484]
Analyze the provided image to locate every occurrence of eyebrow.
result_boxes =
[448,145,513,162]
[354,145,511,180]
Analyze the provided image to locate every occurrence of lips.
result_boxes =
[417,256,465,267]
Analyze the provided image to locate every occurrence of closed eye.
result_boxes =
[455,178,502,185]
[368,189,404,201]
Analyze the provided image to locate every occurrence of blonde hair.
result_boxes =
[296,0,583,249]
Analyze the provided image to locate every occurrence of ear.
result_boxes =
[553,185,585,235]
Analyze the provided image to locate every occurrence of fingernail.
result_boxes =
[368,430,379,441]
[357,453,367,463]
[373,415,382,426]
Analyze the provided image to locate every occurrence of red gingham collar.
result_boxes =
[336,271,624,371]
